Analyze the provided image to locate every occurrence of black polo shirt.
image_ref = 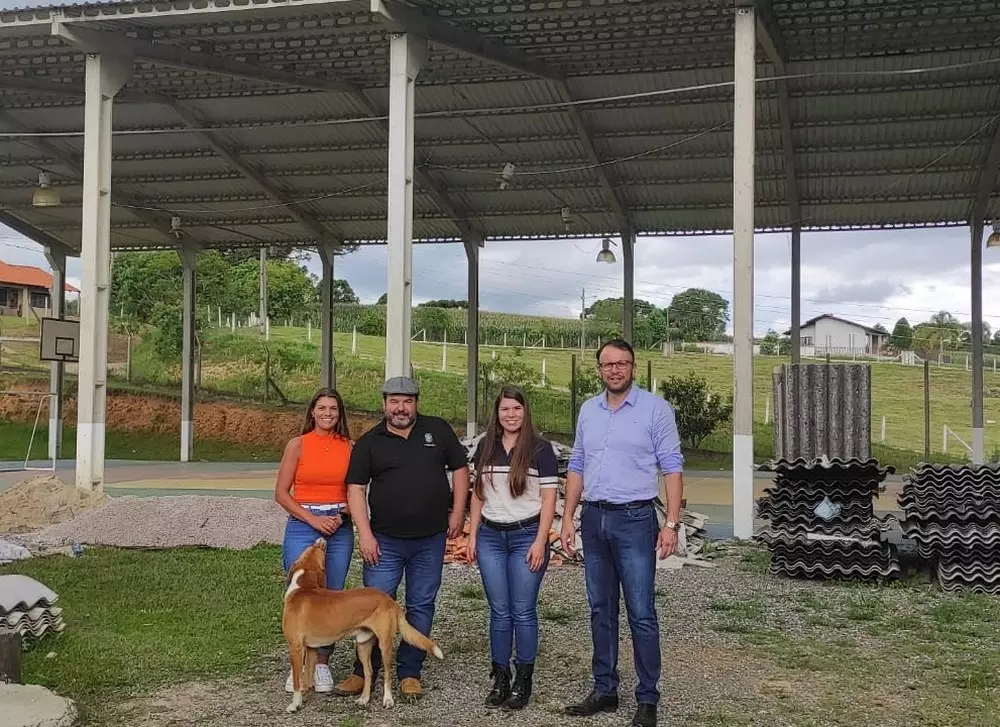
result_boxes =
[346,413,469,539]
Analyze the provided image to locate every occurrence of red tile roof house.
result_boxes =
[0,260,79,321]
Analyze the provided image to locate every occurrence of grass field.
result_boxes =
[4,316,998,466]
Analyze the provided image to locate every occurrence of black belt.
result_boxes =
[585,499,654,511]
[481,513,541,531]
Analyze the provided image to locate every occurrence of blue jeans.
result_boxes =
[352,531,447,680]
[476,520,549,666]
[580,501,660,705]
[282,512,355,657]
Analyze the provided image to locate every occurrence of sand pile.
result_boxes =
[0,474,110,534]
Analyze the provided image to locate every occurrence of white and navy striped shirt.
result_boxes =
[473,437,560,524]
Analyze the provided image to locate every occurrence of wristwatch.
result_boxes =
[665,520,681,532]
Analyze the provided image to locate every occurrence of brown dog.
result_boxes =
[281,537,444,713]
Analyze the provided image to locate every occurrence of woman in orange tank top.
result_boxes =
[274,387,355,694]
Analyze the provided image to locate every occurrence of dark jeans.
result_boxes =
[352,531,447,680]
[476,519,549,666]
[580,501,660,705]
[281,512,354,657]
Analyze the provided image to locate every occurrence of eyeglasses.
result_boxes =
[598,361,634,372]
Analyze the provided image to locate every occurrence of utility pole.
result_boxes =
[580,287,586,360]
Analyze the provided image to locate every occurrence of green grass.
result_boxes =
[5,320,997,469]
[712,565,1000,726]
[1,546,293,724]
[0,419,284,463]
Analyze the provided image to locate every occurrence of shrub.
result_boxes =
[659,371,733,450]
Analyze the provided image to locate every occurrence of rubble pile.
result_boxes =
[446,435,713,569]
[755,456,900,582]
[899,463,1000,595]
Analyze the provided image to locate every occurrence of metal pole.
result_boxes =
[384,33,425,379]
[732,3,756,539]
[179,246,197,463]
[465,239,481,437]
[971,224,985,463]
[44,247,66,460]
[258,246,268,330]
[74,52,130,492]
[790,225,801,363]
[622,227,635,344]
[571,353,578,433]
[924,359,930,460]
[318,244,336,390]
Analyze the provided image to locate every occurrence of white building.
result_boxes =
[784,314,889,358]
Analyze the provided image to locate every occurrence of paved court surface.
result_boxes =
[1,459,904,541]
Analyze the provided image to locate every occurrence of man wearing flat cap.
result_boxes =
[336,375,470,700]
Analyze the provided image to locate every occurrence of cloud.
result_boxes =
[5,224,1000,336]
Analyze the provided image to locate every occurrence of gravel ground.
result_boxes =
[102,553,843,727]
[9,495,288,552]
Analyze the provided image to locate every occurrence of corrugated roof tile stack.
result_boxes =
[755,456,900,581]
[0,574,65,641]
[899,463,1000,594]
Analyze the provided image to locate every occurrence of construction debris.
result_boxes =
[0,575,65,643]
[446,435,714,568]
[755,456,900,582]
[899,463,1000,595]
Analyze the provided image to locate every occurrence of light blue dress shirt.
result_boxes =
[567,384,684,504]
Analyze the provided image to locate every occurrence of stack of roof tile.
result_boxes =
[0,574,65,641]
[755,456,900,581]
[899,463,1000,594]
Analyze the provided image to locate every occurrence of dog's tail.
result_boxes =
[395,605,444,660]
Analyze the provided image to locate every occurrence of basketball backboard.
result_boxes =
[39,317,80,363]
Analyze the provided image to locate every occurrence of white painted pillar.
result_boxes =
[622,227,635,345]
[318,243,336,389]
[732,3,757,539]
[972,224,985,463]
[384,33,426,379]
[465,238,481,436]
[179,246,197,463]
[44,246,66,460]
[75,53,130,492]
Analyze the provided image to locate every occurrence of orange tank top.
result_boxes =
[292,431,351,505]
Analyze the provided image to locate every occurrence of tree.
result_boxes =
[759,329,788,356]
[266,260,319,322]
[330,279,359,304]
[419,299,467,309]
[583,297,672,346]
[910,311,966,359]
[659,371,733,450]
[376,293,388,305]
[666,288,729,342]
[889,317,913,350]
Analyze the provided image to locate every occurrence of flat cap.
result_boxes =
[382,375,419,396]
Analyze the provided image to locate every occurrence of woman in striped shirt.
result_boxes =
[467,384,559,711]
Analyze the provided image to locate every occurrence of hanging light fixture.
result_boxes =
[987,220,1000,248]
[32,171,60,207]
[596,237,617,263]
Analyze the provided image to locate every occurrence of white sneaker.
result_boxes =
[313,664,334,693]
[285,664,335,693]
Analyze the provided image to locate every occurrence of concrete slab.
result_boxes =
[0,683,76,727]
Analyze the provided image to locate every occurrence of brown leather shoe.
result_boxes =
[332,674,364,696]
[400,677,423,700]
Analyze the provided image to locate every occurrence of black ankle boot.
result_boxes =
[485,662,511,708]
[502,662,534,710]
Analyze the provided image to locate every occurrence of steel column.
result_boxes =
[972,223,985,463]
[179,246,197,463]
[258,246,268,328]
[384,33,425,379]
[790,225,801,363]
[75,53,130,492]
[465,239,481,436]
[732,4,757,539]
[43,246,66,460]
[622,228,636,345]
[318,243,337,390]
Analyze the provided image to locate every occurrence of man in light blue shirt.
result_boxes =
[560,338,684,727]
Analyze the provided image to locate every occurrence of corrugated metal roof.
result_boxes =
[0,0,997,253]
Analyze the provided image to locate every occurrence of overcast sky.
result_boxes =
[3,225,1000,336]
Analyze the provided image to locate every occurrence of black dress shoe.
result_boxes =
[632,703,657,727]
[564,689,619,716]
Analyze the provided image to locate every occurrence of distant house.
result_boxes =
[0,260,79,321]
[783,314,889,358]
